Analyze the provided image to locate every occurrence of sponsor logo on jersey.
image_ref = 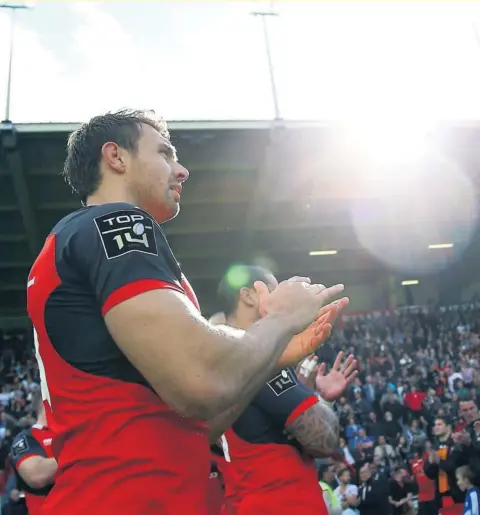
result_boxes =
[94,209,158,259]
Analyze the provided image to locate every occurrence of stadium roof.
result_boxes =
[1,119,480,327]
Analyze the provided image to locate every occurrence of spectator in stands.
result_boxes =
[406,419,428,449]
[424,416,465,515]
[404,385,427,420]
[374,435,396,468]
[453,380,470,402]
[353,390,373,420]
[380,412,402,442]
[335,468,360,515]
[346,415,362,448]
[446,366,463,394]
[455,465,480,515]
[389,466,414,515]
[365,412,382,440]
[395,435,411,463]
[358,463,389,515]
[381,390,403,422]
[363,376,377,406]
[423,388,443,418]
[339,437,357,469]
[319,464,342,515]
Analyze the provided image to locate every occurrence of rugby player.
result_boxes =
[215,266,358,515]
[27,110,349,514]
[11,391,56,515]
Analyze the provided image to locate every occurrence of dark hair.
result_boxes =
[435,415,451,427]
[63,109,169,202]
[217,265,273,316]
[317,463,331,481]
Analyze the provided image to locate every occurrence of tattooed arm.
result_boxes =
[285,351,357,456]
[246,367,340,457]
[285,399,339,457]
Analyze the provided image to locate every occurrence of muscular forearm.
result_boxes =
[107,291,298,420]
[205,317,294,418]
[285,400,339,457]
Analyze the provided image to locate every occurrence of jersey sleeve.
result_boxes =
[68,204,186,315]
[253,367,318,427]
[11,431,46,470]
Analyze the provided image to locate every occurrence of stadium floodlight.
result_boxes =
[309,250,338,256]
[401,280,419,286]
[428,243,454,249]
[251,9,280,120]
[0,1,35,122]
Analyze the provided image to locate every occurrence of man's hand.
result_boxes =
[289,295,349,374]
[280,297,348,368]
[256,278,348,367]
[428,450,440,464]
[256,277,346,332]
[452,431,471,446]
[346,495,358,506]
[315,351,358,402]
[474,420,480,434]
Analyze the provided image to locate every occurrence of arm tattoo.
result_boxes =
[285,401,339,457]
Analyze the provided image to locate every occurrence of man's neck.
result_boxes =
[226,311,257,331]
[439,432,451,443]
[87,186,136,208]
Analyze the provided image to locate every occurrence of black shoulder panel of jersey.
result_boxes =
[43,202,184,385]
[11,429,53,497]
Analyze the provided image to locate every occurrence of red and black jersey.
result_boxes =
[11,424,54,515]
[220,367,327,515]
[27,203,209,515]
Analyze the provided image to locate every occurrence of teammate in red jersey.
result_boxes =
[214,267,357,515]
[11,392,56,515]
[27,109,349,515]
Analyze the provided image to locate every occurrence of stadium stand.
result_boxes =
[0,119,479,513]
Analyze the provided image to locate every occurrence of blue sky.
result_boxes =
[3,1,480,123]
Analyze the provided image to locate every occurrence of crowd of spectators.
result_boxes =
[0,301,479,513]
[316,301,480,515]
[0,330,40,511]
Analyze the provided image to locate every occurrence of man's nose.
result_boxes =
[174,162,189,183]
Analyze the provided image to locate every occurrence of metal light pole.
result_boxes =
[251,9,281,120]
[0,2,33,121]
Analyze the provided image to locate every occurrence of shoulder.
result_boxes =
[53,202,146,236]
[55,203,166,261]
[12,428,29,444]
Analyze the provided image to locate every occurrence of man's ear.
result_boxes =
[238,287,256,308]
[101,141,128,175]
